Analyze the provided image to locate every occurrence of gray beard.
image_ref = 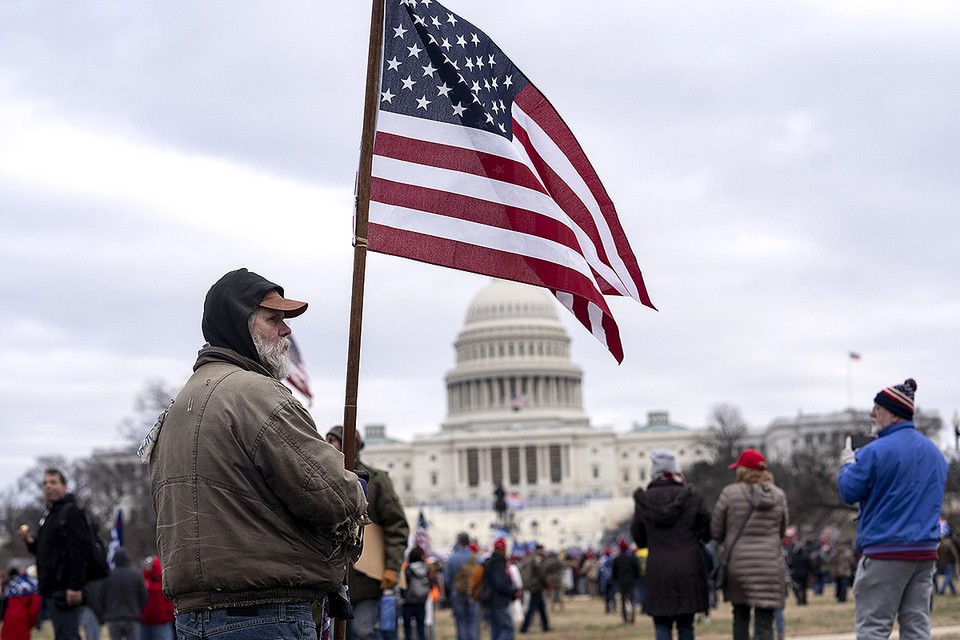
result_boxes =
[252,332,291,380]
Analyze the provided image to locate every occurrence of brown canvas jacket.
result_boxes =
[150,347,367,612]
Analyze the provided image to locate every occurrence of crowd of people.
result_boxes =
[376,377,947,640]
[1,469,176,640]
[0,268,950,640]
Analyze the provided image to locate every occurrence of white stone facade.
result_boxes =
[360,279,705,550]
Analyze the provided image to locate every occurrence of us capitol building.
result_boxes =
[360,279,709,550]
[358,279,938,551]
[86,280,936,551]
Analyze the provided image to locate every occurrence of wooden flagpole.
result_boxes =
[337,0,383,638]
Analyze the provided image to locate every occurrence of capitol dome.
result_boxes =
[464,279,561,325]
[442,279,587,431]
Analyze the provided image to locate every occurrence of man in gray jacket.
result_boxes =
[99,550,147,640]
[143,268,368,640]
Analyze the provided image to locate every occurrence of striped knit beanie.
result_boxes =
[873,378,917,420]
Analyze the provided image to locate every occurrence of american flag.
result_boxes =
[286,336,313,404]
[848,351,862,361]
[107,507,123,569]
[411,510,431,555]
[367,0,654,362]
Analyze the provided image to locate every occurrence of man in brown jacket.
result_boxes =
[326,425,409,640]
[143,268,368,640]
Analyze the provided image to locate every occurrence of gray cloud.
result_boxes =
[1,0,958,489]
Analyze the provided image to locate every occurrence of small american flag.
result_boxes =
[848,351,862,361]
[107,507,123,569]
[411,510,431,555]
[367,0,654,362]
[286,337,313,405]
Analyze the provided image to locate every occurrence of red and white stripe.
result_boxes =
[285,337,313,404]
[368,85,654,362]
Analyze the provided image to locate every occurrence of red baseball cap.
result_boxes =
[494,539,507,551]
[728,448,767,471]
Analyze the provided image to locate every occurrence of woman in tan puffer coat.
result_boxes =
[711,449,788,640]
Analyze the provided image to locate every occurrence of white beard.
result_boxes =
[252,331,291,380]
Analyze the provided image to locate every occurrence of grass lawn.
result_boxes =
[428,590,960,640]
[22,590,960,639]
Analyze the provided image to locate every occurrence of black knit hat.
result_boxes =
[874,378,917,420]
[201,268,305,362]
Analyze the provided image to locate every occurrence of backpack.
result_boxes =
[403,565,431,604]
[60,503,109,582]
[469,563,487,602]
[453,557,476,595]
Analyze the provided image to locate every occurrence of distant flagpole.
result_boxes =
[847,351,861,409]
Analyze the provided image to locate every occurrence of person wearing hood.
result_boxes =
[630,449,711,640]
[139,556,174,640]
[101,550,147,640]
[144,268,368,640]
[400,546,432,640]
[1,567,41,640]
[711,449,788,640]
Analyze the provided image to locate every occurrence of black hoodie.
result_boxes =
[201,268,283,363]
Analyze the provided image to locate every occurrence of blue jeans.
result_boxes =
[176,602,317,640]
[346,598,380,640]
[140,623,175,640]
[938,563,956,595]
[80,606,101,640]
[450,592,479,640]
[484,607,513,640]
[633,581,646,608]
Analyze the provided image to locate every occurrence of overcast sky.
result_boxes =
[2,0,959,492]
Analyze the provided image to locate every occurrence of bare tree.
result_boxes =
[683,459,728,511]
[915,410,943,438]
[78,454,157,562]
[774,446,855,532]
[1,381,173,569]
[117,379,178,445]
[696,403,749,466]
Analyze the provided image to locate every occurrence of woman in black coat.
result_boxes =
[630,449,711,640]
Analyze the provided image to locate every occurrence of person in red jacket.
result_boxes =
[139,557,175,640]
[1,567,42,640]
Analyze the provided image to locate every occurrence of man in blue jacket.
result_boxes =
[838,378,947,640]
